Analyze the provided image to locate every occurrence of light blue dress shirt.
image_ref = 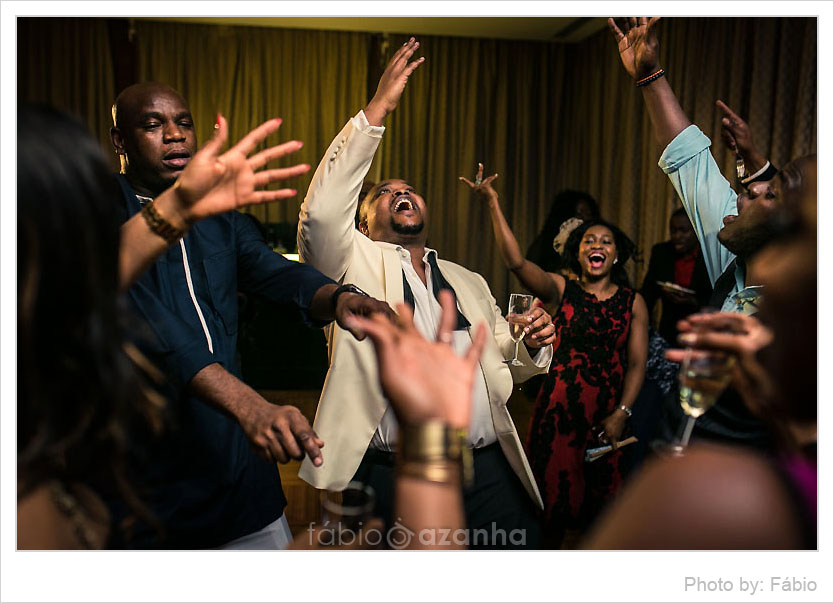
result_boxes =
[658,125,760,314]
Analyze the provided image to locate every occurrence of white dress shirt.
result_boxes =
[370,245,550,451]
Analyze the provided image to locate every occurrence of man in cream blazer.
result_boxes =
[297,39,552,548]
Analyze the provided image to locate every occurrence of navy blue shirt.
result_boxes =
[115,175,334,548]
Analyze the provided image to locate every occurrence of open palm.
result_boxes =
[459,162,499,204]
[173,115,310,223]
[608,17,662,80]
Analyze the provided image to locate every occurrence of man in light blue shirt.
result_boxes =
[659,126,769,314]
[608,18,803,313]
[607,18,810,448]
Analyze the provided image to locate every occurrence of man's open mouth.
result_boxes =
[392,197,415,213]
[722,214,737,226]
[588,252,606,269]
[162,150,191,170]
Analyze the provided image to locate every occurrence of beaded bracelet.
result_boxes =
[636,68,665,87]
[141,201,186,244]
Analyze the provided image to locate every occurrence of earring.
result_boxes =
[613,258,618,264]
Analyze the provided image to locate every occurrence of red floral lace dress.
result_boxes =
[526,280,635,534]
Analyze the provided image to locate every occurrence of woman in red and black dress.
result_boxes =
[461,168,648,546]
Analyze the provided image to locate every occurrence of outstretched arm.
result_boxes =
[119,115,309,289]
[609,17,737,285]
[189,363,326,466]
[460,164,565,305]
[608,18,691,149]
[297,37,424,279]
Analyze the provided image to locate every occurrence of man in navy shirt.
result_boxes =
[109,82,390,548]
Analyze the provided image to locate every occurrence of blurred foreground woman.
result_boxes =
[18,106,164,548]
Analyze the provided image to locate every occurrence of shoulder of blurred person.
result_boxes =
[584,443,806,549]
[18,482,110,549]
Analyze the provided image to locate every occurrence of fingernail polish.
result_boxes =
[214,114,220,129]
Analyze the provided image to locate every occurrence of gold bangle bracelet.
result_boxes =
[141,201,186,244]
[397,421,473,487]
[398,421,465,463]
[397,461,460,484]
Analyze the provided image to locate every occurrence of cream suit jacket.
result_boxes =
[297,113,547,508]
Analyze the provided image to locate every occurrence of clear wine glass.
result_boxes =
[651,308,737,457]
[505,294,535,367]
[671,347,736,453]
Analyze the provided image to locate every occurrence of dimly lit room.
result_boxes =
[7,7,828,602]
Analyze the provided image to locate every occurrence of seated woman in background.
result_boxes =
[460,167,648,547]
[17,105,309,548]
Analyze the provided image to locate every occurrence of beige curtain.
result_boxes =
[17,18,116,168]
[133,20,371,224]
[374,18,816,306]
[17,18,816,305]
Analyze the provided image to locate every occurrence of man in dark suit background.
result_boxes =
[640,207,713,345]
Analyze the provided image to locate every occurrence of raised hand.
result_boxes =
[119,116,310,290]
[364,37,425,126]
[346,290,487,429]
[608,17,662,80]
[715,100,768,173]
[459,162,499,204]
[168,115,310,224]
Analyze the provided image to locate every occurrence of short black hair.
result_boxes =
[563,219,638,287]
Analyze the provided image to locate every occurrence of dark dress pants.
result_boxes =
[352,442,541,549]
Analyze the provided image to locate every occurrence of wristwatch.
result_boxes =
[330,283,370,311]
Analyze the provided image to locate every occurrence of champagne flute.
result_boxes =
[672,348,736,453]
[505,294,534,367]
[651,309,736,457]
